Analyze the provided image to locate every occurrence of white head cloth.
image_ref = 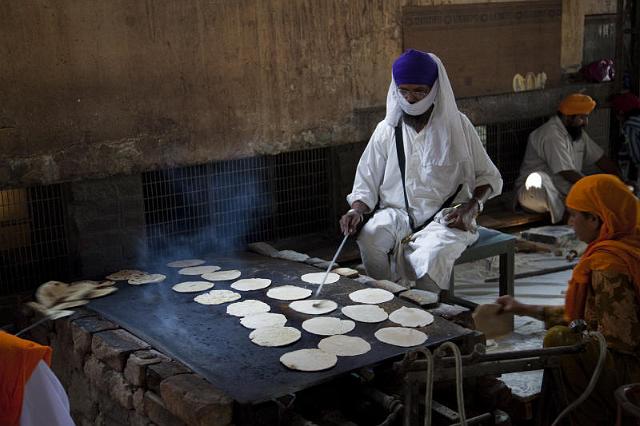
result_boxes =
[383,53,470,166]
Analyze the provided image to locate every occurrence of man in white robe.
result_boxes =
[515,94,624,223]
[340,49,502,293]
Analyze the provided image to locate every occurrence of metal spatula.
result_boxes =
[312,234,349,307]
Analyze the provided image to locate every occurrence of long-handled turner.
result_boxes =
[312,233,349,307]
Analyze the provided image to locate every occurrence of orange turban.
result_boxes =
[558,93,596,116]
[0,331,52,426]
[564,174,640,321]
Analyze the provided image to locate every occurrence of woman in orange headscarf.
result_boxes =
[497,174,640,425]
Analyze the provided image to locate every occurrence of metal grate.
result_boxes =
[0,185,71,296]
[484,116,548,191]
[142,148,330,257]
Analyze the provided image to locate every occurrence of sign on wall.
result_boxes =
[403,0,562,98]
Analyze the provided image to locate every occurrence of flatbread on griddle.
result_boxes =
[374,327,427,347]
[178,265,221,276]
[64,282,98,301]
[230,278,271,291]
[280,349,337,372]
[301,272,340,285]
[106,270,147,281]
[240,312,287,329]
[201,270,242,281]
[87,287,118,299]
[266,285,312,301]
[341,304,388,323]
[289,300,337,315]
[318,335,371,356]
[388,307,434,328]
[348,288,394,304]
[226,300,271,317]
[301,317,355,336]
[167,259,206,268]
[249,326,301,347]
[172,281,214,293]
[128,273,166,285]
[35,281,69,308]
[194,289,241,305]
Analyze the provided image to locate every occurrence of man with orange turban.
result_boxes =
[0,331,74,425]
[497,174,640,424]
[514,93,625,223]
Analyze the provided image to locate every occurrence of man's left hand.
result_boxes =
[444,201,478,231]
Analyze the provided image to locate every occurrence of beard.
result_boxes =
[402,107,433,132]
[566,125,583,141]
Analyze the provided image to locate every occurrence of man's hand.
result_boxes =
[443,200,478,231]
[340,209,364,235]
[496,295,544,319]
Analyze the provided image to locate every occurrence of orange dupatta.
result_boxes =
[564,174,640,321]
[0,331,52,426]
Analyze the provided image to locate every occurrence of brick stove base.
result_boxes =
[20,306,233,426]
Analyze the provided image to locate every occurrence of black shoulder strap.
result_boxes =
[395,122,416,231]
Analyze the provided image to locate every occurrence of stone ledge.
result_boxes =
[144,391,186,426]
[125,349,171,387]
[72,316,119,356]
[92,329,150,371]
[146,360,190,394]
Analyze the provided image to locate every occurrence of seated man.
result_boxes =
[514,93,624,223]
[0,331,74,426]
[340,49,502,293]
[497,174,640,425]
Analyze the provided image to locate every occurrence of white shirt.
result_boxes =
[347,113,502,227]
[515,116,604,195]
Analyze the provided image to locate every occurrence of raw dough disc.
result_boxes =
[178,265,221,276]
[226,300,271,317]
[302,317,355,336]
[167,259,206,268]
[106,270,147,281]
[301,272,340,285]
[201,270,242,281]
[331,267,359,278]
[374,327,427,347]
[194,290,241,305]
[289,300,337,315]
[240,312,287,329]
[318,335,371,356]
[267,285,312,301]
[341,304,388,323]
[472,303,514,340]
[172,281,214,293]
[388,307,434,328]
[129,273,166,285]
[349,288,394,304]
[280,349,337,372]
[250,326,301,347]
[231,278,271,291]
[51,299,89,310]
[87,287,118,299]
[35,281,69,308]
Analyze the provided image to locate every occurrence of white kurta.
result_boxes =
[347,114,502,288]
[515,116,604,222]
[20,360,75,426]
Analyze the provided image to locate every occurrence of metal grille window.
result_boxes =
[143,148,330,257]
[0,185,71,296]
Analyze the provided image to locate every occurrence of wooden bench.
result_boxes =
[445,227,516,309]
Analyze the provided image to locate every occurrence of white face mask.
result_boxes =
[396,80,439,116]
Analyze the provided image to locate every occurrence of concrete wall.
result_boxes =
[0,0,617,188]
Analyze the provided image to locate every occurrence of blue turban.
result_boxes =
[392,49,438,87]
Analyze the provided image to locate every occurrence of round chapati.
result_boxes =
[201,270,242,281]
[388,307,434,327]
[128,273,166,285]
[87,287,118,299]
[301,272,340,285]
[341,304,388,323]
[178,265,221,276]
[194,289,241,305]
[72,279,114,289]
[318,335,371,356]
[267,285,312,301]
[51,299,89,310]
[35,281,69,308]
[167,259,206,268]
[240,312,287,329]
[230,278,271,291]
[250,326,301,347]
[301,317,355,336]
[349,288,394,304]
[172,281,214,293]
[374,327,428,347]
[106,270,147,281]
[280,349,337,372]
[227,300,271,317]
[289,300,337,315]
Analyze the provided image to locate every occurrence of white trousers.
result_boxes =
[357,207,478,290]
[517,171,565,223]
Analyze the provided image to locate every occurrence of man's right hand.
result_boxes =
[340,209,364,235]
